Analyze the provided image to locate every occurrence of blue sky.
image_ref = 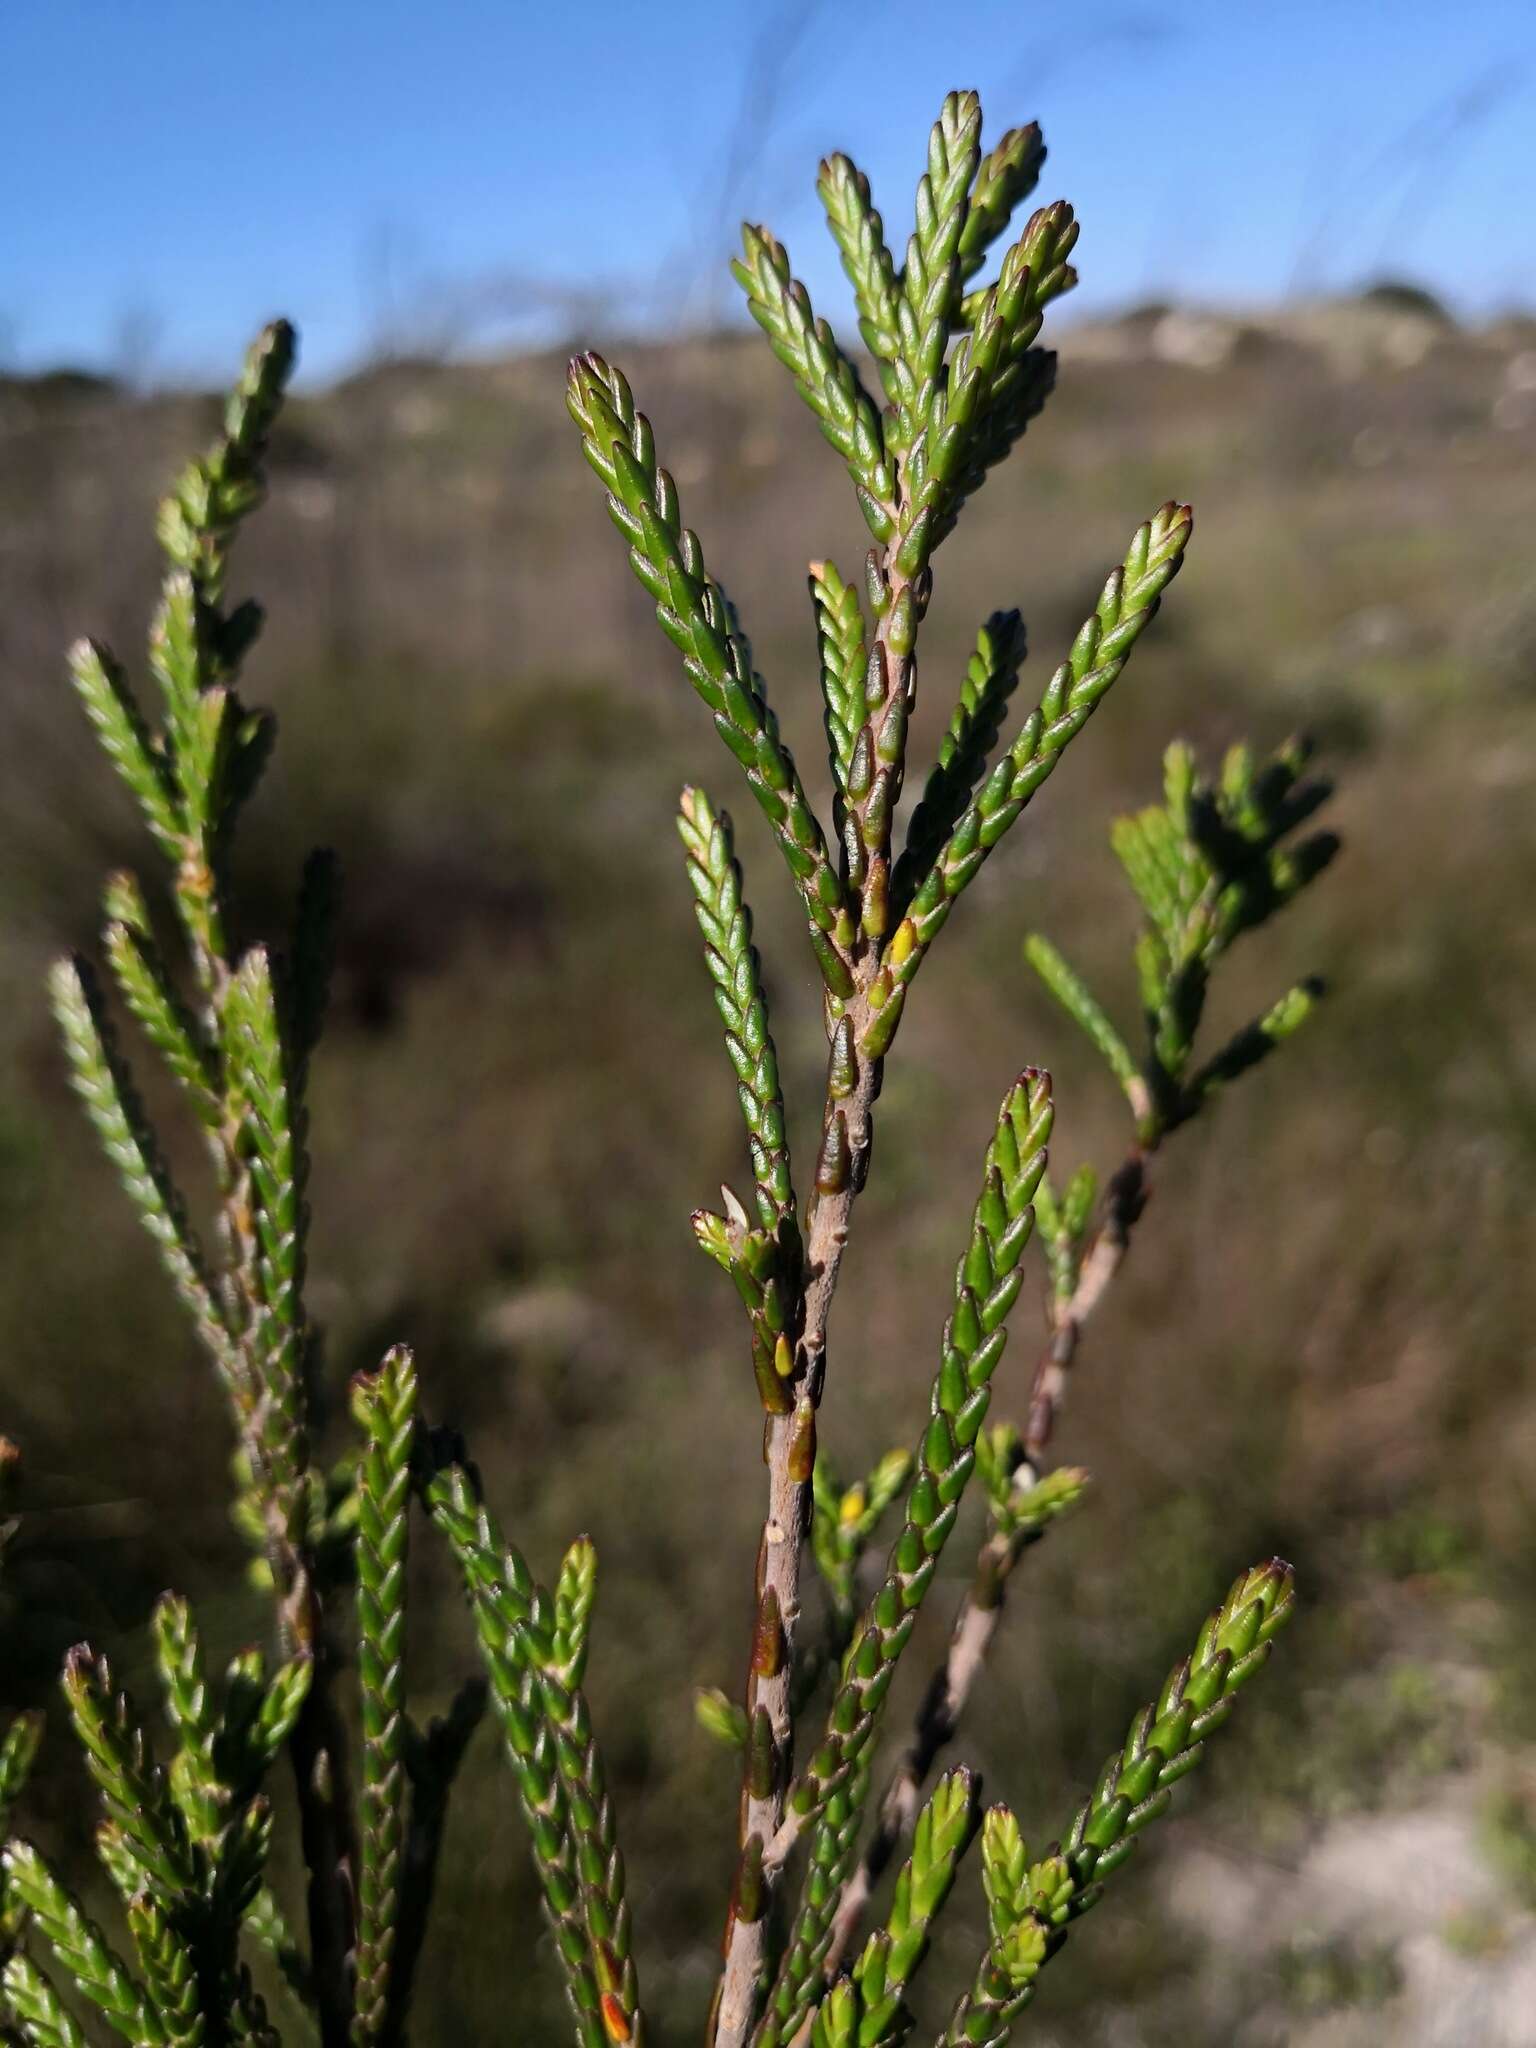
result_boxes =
[2,0,1532,385]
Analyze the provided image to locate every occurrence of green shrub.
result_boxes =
[1,89,1335,2047]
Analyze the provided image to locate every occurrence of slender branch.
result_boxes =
[713,1021,883,2048]
[383,1680,486,2048]
[1021,1154,1145,1477]
[290,1677,357,2048]
[821,1596,994,1979]
[824,1152,1146,1975]
[207,857,356,2048]
[843,549,922,955]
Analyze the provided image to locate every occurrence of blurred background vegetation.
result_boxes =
[5,5,1536,2042]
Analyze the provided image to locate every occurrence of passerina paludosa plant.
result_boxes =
[1,89,1336,2048]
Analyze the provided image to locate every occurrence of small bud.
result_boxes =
[886,585,915,658]
[861,769,893,850]
[751,1586,783,1678]
[860,859,889,944]
[787,1396,816,1483]
[875,690,907,765]
[695,1687,747,1751]
[310,1746,334,1801]
[861,986,906,1058]
[752,1337,795,1416]
[815,1111,851,1193]
[348,1371,378,1430]
[748,1705,776,1798]
[847,726,875,802]
[894,506,934,580]
[841,810,866,891]
[828,1015,857,1100]
[102,871,150,934]
[809,923,856,1000]
[733,1833,766,1925]
[855,487,895,545]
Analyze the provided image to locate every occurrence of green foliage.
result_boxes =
[1027,734,1336,1150]
[732,227,895,516]
[351,1348,416,2046]
[789,1073,1052,1833]
[811,1449,914,1638]
[892,610,1027,915]
[48,958,232,1376]
[973,1437,1090,1547]
[566,352,853,990]
[679,787,807,1417]
[4,1950,90,2048]
[850,1767,977,2040]
[1,1843,158,2044]
[4,87,1341,2048]
[817,155,901,398]
[809,558,869,799]
[0,1609,310,2047]
[883,503,1195,1015]
[942,1563,1295,2045]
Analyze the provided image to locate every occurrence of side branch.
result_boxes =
[826,1152,1145,1976]
[1022,1154,1145,1478]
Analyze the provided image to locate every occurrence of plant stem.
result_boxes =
[822,1151,1146,1975]
[714,338,919,2040]
[819,1588,995,1980]
[289,1653,359,2048]
[713,1020,883,2048]
[1021,1153,1144,1474]
[195,895,358,2042]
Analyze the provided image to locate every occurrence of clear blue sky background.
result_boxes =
[3,0,1532,385]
